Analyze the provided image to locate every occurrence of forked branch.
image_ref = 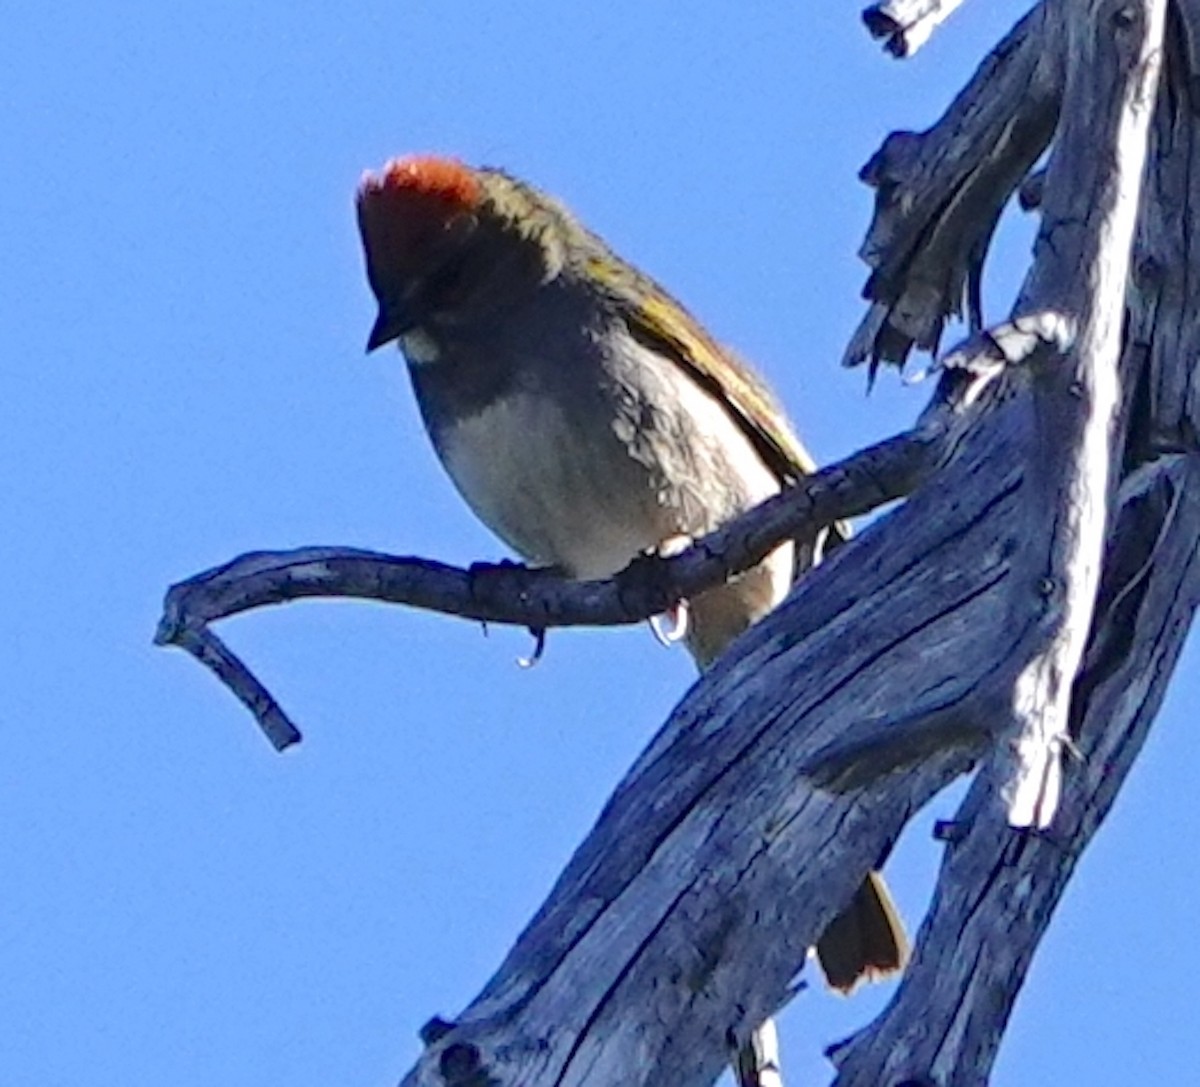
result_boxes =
[391,2,1169,1084]
[156,2,1186,1085]
[830,454,1200,1084]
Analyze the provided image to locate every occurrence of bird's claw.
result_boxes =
[517,626,547,668]
[650,600,690,648]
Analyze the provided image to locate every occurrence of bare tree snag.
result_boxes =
[393,385,1022,1087]
[828,23,1200,1075]
[156,0,1197,1084]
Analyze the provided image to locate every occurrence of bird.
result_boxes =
[356,154,908,1086]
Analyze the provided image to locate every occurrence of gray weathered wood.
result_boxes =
[826,27,1200,1077]
[393,2,1172,1084]
[998,0,1165,827]
[829,454,1200,1084]
[845,1,1061,373]
[156,418,951,750]
[808,0,1165,809]
[399,382,1027,1087]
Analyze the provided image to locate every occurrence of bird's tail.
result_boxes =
[815,870,909,992]
[734,873,906,1086]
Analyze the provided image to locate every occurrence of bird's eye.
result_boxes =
[414,215,479,317]
[419,256,472,316]
[441,212,477,241]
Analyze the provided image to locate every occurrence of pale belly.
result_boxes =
[426,333,783,571]
[433,390,669,577]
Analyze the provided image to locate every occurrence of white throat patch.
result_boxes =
[399,328,440,366]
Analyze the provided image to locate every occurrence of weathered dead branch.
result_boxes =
[825,38,1190,1070]
[398,380,1026,1087]
[997,0,1164,827]
[827,0,1164,824]
[157,2,1193,1084]
[828,453,1200,1084]
[390,2,1169,1084]
[827,36,1199,1077]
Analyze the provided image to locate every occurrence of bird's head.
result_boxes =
[357,155,570,352]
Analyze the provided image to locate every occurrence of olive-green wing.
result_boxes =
[585,255,817,482]
[593,259,851,553]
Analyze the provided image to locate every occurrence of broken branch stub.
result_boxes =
[845,1,1062,375]
[862,0,968,58]
[822,0,1166,828]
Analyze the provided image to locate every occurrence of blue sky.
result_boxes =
[3,3,1197,1085]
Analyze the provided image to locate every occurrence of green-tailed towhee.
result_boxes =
[356,155,907,1081]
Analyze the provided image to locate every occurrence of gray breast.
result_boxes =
[410,325,786,581]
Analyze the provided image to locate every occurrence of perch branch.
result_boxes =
[386,4,1175,1084]
[158,7,1188,1087]
[156,405,966,750]
[395,348,1040,1087]
[395,408,1192,1087]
